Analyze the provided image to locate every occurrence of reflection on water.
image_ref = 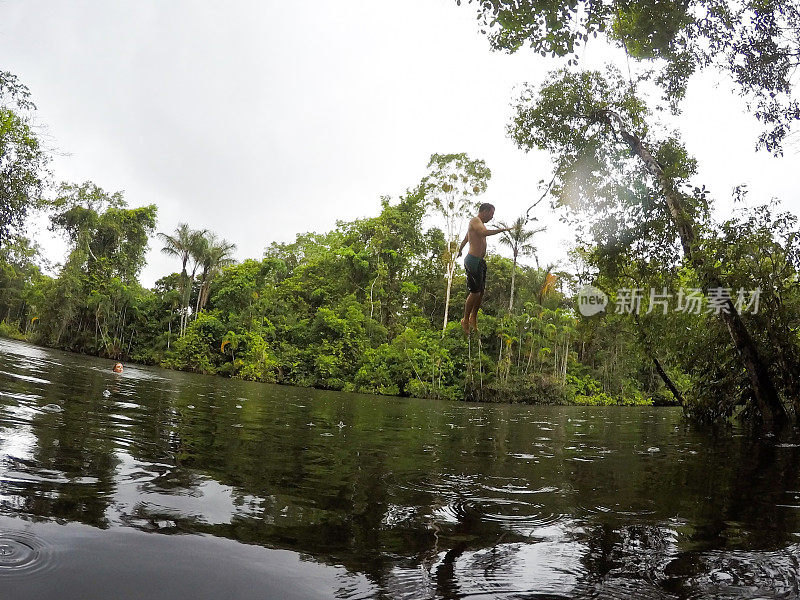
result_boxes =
[1,337,800,599]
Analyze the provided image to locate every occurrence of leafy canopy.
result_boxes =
[461,0,800,152]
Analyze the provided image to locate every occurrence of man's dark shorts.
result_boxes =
[464,253,487,294]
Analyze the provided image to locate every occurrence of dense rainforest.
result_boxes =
[3,0,800,427]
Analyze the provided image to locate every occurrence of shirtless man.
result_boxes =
[456,203,512,334]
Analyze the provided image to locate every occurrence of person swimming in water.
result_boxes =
[456,203,512,334]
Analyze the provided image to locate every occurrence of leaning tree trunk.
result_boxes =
[603,110,787,427]
[629,311,686,405]
[650,356,685,404]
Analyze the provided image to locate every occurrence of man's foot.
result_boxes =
[469,315,479,332]
[461,318,471,335]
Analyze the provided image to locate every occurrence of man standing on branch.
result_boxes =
[457,203,512,334]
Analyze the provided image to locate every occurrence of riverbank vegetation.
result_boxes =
[0,169,667,407]
[3,0,800,425]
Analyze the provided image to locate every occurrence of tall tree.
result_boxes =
[509,67,787,426]
[460,0,800,152]
[44,182,156,354]
[158,223,206,336]
[421,153,491,335]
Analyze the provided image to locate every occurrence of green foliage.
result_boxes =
[162,311,226,374]
[4,165,793,416]
[567,373,652,406]
[461,0,800,152]
[0,236,48,331]
[508,68,693,266]
[35,182,157,357]
[0,71,49,247]
[1,61,795,420]
[0,320,27,340]
[506,64,800,422]
[353,318,461,400]
[233,331,280,382]
[11,173,670,408]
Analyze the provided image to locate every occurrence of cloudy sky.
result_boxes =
[2,0,799,286]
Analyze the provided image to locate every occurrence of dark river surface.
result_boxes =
[1,338,800,599]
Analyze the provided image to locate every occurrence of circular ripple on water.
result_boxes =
[0,530,54,577]
[402,474,567,530]
[435,496,564,530]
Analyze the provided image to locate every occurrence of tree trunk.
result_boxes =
[179,256,189,337]
[509,251,518,311]
[195,265,210,318]
[604,110,787,427]
[651,354,685,405]
[497,339,504,374]
[194,283,202,319]
[369,273,379,320]
[442,257,455,336]
[183,263,199,336]
[630,312,685,405]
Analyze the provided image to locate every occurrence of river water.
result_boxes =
[1,337,799,599]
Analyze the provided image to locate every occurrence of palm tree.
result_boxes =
[158,223,207,336]
[186,233,208,326]
[194,234,237,317]
[495,219,544,370]
[499,217,545,311]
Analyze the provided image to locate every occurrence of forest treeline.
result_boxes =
[3,0,800,426]
[1,172,672,408]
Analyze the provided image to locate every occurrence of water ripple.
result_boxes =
[0,529,55,577]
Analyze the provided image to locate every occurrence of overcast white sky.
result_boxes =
[2,0,799,286]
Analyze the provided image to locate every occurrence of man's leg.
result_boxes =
[462,292,478,333]
[469,292,483,331]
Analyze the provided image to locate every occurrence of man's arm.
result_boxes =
[456,232,469,257]
[472,218,512,238]
[484,225,513,236]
